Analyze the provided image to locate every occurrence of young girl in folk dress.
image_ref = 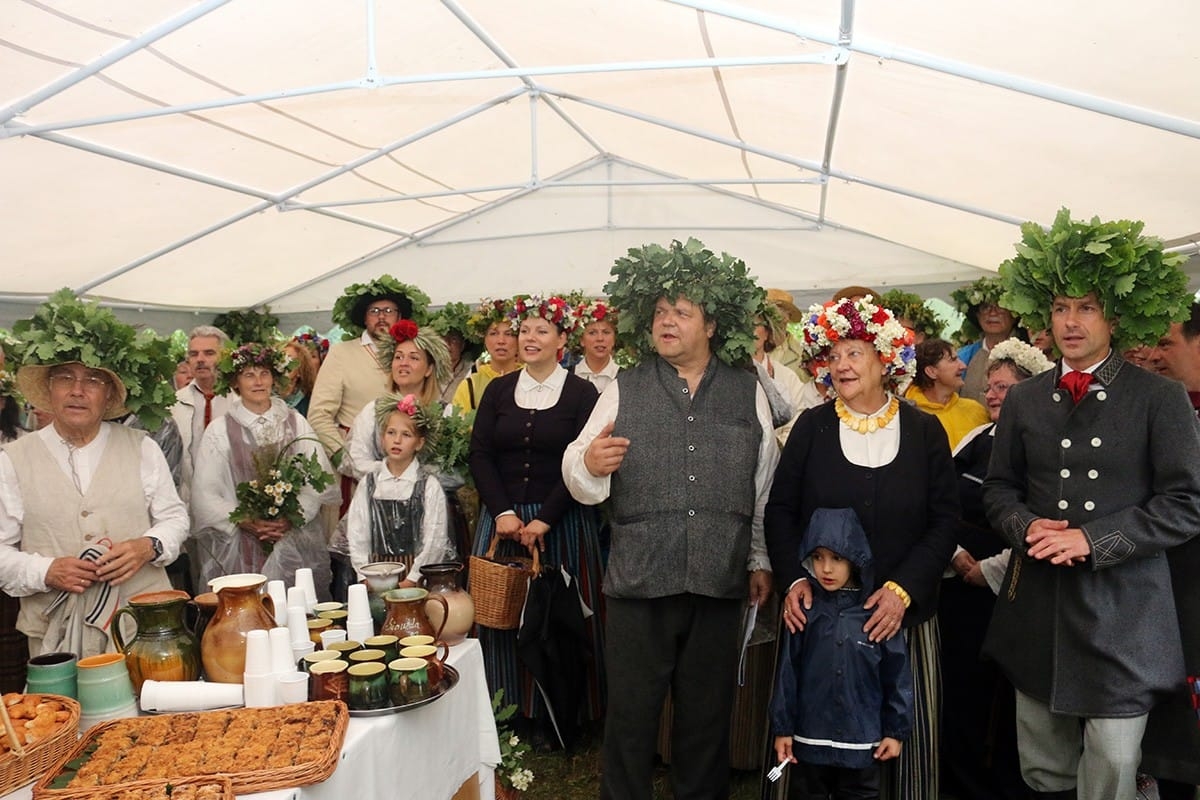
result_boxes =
[345,393,455,587]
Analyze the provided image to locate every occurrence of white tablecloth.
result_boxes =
[5,639,500,800]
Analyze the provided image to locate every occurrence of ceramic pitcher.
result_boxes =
[360,562,407,629]
[380,587,448,642]
[201,573,276,683]
[112,589,201,693]
[418,562,475,645]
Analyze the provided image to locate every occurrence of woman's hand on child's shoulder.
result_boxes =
[873,737,902,761]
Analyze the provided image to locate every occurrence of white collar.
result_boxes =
[376,458,420,482]
[517,364,568,392]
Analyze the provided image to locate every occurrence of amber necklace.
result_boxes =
[835,396,899,434]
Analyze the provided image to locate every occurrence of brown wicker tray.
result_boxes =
[33,700,348,798]
[0,694,80,796]
[35,774,234,800]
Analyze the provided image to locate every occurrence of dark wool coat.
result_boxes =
[982,351,1200,717]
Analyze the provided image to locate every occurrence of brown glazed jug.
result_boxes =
[112,589,201,694]
[380,587,449,642]
[418,562,475,645]
[201,573,276,683]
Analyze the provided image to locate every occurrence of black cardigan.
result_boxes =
[468,371,598,528]
[764,402,960,626]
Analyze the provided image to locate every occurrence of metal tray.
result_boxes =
[347,663,459,717]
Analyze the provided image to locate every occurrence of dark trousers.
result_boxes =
[599,593,742,800]
[794,761,880,800]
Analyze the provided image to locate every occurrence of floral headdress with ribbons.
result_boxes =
[374,392,433,438]
[373,319,451,387]
[215,342,295,397]
[293,330,330,362]
[800,295,916,394]
[508,294,577,334]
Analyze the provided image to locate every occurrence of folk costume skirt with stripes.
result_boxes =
[880,617,940,800]
[473,501,607,722]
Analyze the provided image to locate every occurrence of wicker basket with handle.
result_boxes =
[469,538,539,630]
[0,694,80,796]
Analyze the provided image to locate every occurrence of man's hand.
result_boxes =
[863,586,905,643]
[1026,518,1090,565]
[94,538,155,586]
[45,556,99,594]
[782,580,812,634]
[583,422,630,477]
[748,569,772,606]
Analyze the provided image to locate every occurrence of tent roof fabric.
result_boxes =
[2,0,1197,331]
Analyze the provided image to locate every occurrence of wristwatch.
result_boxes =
[147,536,163,562]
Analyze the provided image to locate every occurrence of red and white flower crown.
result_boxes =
[800,295,916,393]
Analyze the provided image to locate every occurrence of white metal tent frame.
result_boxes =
[2,0,1197,326]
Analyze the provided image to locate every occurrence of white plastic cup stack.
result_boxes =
[319,629,347,649]
[291,639,315,665]
[269,627,294,675]
[346,583,374,641]
[243,629,275,707]
[294,568,317,614]
[286,586,308,616]
[266,580,288,626]
[286,606,309,649]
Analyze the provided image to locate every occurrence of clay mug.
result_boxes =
[347,662,389,710]
[399,643,448,686]
[308,659,349,702]
[328,640,363,659]
[76,653,136,715]
[25,652,78,698]
[347,648,388,666]
[387,657,430,705]
[307,618,332,645]
[299,649,340,674]
[362,635,399,664]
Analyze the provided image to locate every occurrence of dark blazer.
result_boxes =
[983,351,1200,716]
[765,401,960,627]
[468,370,598,528]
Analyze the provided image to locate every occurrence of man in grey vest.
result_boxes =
[564,239,777,800]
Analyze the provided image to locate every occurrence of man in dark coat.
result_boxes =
[983,291,1200,800]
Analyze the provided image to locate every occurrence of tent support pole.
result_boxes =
[817,0,855,223]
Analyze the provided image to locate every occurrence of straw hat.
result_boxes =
[765,288,802,323]
[17,362,129,420]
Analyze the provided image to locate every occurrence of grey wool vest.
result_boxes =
[607,356,761,600]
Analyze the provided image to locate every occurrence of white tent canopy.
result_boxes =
[3,0,1198,332]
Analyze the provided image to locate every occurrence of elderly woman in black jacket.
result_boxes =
[765,295,959,800]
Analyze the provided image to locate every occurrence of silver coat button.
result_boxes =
[1084,500,1096,511]
[1091,437,1102,447]
[1058,500,1069,510]
[1061,439,1071,448]
[1060,469,1070,479]
[1088,469,1099,479]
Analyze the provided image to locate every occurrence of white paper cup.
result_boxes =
[244,629,272,676]
[287,586,308,613]
[320,628,348,649]
[269,627,295,674]
[267,580,288,626]
[286,606,310,646]
[276,671,309,704]
[346,583,371,624]
[243,672,276,707]
[346,619,375,643]
[294,568,317,613]
[140,680,243,712]
[292,639,316,664]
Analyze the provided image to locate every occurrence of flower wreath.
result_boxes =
[374,392,434,439]
[330,276,431,339]
[988,337,1054,378]
[569,298,620,352]
[878,289,946,342]
[950,276,1014,346]
[0,368,22,403]
[373,320,452,387]
[293,330,330,362]
[998,207,1190,348]
[467,297,516,340]
[800,295,916,394]
[215,342,295,397]
[508,294,577,334]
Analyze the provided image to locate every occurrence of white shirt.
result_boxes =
[515,365,568,410]
[561,377,778,573]
[0,423,189,596]
[573,357,620,395]
[838,395,901,468]
[346,459,451,579]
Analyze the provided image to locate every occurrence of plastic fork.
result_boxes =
[767,758,789,783]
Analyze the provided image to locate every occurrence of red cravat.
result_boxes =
[202,392,215,428]
[1058,371,1093,404]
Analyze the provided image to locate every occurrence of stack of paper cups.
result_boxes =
[286,586,308,616]
[291,639,315,664]
[346,583,374,641]
[243,629,275,707]
[269,627,294,674]
[294,568,317,614]
[286,607,310,648]
[266,580,288,626]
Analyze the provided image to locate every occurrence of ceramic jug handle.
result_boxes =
[261,594,275,619]
[111,606,136,655]
[428,594,449,643]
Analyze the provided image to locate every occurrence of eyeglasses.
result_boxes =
[365,306,399,317]
[49,373,110,391]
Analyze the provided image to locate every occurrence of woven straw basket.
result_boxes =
[469,538,540,630]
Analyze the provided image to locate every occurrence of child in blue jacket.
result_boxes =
[770,507,914,799]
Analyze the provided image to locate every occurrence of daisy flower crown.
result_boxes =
[988,337,1054,377]
[215,342,295,396]
[509,294,577,334]
[468,297,515,339]
[800,295,916,393]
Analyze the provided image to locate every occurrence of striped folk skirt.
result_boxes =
[472,501,607,723]
[880,616,940,800]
